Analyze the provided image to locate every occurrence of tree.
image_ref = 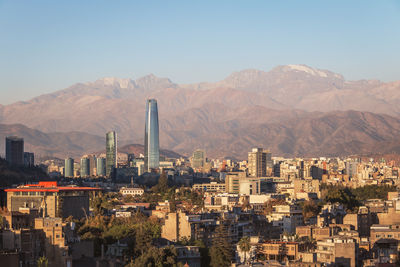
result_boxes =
[210,223,233,267]
[0,215,5,229]
[238,236,251,264]
[301,200,320,222]
[263,198,287,215]
[37,256,48,267]
[126,246,181,267]
[241,198,251,211]
[194,239,211,267]
[152,172,169,194]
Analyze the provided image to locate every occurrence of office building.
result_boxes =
[191,149,206,170]
[144,99,160,172]
[80,156,90,177]
[248,148,267,177]
[225,172,247,194]
[87,154,96,176]
[106,131,117,177]
[96,157,106,177]
[24,152,34,167]
[64,158,74,178]
[5,136,24,166]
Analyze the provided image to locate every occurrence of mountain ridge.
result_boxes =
[1,64,400,159]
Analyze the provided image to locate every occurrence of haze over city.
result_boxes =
[1,0,400,104]
[1,1,400,267]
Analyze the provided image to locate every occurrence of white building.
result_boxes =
[119,187,144,196]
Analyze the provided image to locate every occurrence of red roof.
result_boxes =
[5,181,101,192]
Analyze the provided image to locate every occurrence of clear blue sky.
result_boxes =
[1,0,399,104]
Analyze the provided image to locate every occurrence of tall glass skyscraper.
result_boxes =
[97,157,106,177]
[64,158,74,178]
[106,131,117,177]
[80,157,90,177]
[144,99,160,172]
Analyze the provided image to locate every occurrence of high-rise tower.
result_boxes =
[248,148,267,177]
[96,157,106,177]
[80,156,90,178]
[144,99,159,172]
[106,131,117,177]
[5,136,24,166]
[64,158,74,178]
[191,149,206,170]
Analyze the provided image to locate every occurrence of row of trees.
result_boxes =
[321,184,397,211]
[0,157,50,187]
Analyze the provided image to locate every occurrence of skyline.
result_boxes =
[1,1,400,104]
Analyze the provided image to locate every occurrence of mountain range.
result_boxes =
[1,64,400,159]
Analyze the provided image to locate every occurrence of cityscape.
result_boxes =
[1,1,400,267]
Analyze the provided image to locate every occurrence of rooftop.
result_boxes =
[5,181,101,192]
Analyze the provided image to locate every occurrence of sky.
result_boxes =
[0,0,400,104]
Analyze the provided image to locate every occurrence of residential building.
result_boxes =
[316,236,357,267]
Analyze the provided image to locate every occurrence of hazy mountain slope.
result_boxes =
[167,110,400,159]
[2,109,400,160]
[1,64,400,159]
[0,124,106,159]
[0,124,181,160]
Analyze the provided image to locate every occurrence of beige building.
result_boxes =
[225,172,246,194]
[192,182,226,193]
[259,241,300,261]
[35,217,72,267]
[370,224,400,245]
[161,211,195,242]
[293,178,320,198]
[119,187,144,196]
[239,179,260,195]
[6,181,100,219]
[316,236,357,267]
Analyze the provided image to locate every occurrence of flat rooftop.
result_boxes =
[5,181,101,192]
